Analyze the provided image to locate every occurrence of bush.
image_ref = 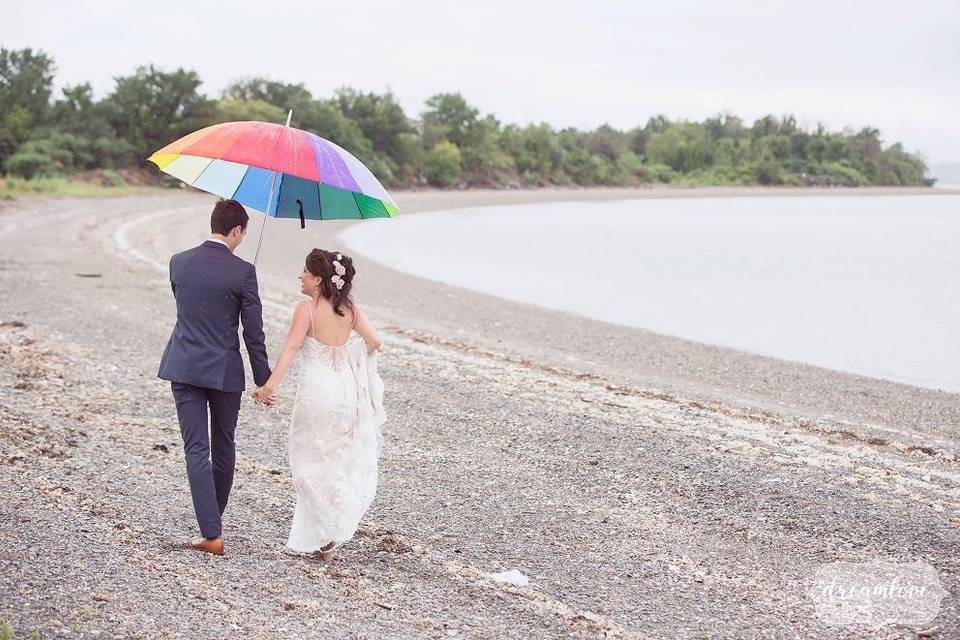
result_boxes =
[645,128,687,171]
[7,131,101,174]
[816,161,865,186]
[6,150,57,178]
[643,162,676,183]
[98,169,127,187]
[752,157,786,185]
[590,154,613,185]
[424,141,462,187]
[92,135,136,169]
[562,147,595,185]
[677,166,737,186]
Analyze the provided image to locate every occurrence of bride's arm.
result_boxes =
[253,302,310,402]
[353,304,382,354]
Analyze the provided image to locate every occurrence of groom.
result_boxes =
[158,198,274,555]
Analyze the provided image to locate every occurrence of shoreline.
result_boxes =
[2,183,957,210]
[391,184,960,214]
[353,186,960,395]
[330,187,960,447]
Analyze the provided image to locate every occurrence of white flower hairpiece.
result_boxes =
[330,274,345,290]
[335,252,342,260]
[333,260,346,276]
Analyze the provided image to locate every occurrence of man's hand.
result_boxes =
[252,386,278,407]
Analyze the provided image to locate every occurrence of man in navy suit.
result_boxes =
[158,198,273,555]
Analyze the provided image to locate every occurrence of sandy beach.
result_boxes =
[1,186,959,638]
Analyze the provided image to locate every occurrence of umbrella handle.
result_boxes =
[297,199,305,229]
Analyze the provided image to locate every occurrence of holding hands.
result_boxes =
[252,385,278,406]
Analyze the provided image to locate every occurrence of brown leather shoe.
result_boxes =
[190,536,224,555]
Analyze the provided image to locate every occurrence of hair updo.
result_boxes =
[305,248,356,317]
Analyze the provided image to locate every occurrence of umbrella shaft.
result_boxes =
[253,169,279,265]
[252,211,269,265]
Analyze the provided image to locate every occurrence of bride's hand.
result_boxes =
[252,385,277,406]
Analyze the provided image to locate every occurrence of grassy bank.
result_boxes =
[0,176,163,200]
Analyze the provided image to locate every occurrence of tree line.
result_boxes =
[0,48,934,189]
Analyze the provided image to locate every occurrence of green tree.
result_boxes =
[46,83,135,168]
[0,47,55,171]
[305,101,374,156]
[424,141,461,186]
[0,47,54,115]
[420,96,518,185]
[102,65,216,160]
[878,142,932,186]
[585,124,629,162]
[459,116,514,185]
[503,123,564,184]
[645,128,687,172]
[704,113,745,141]
[222,78,319,130]
[751,150,786,185]
[215,98,287,124]
[224,78,312,108]
[421,92,479,148]
[391,131,425,184]
[0,53,935,189]
[51,84,100,132]
[333,88,414,168]
[644,114,671,134]
[562,146,595,184]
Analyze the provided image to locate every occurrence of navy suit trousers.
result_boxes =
[171,382,242,539]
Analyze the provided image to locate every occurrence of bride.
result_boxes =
[253,248,385,560]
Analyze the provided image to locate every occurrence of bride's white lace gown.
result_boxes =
[286,330,386,553]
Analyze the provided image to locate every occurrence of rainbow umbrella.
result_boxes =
[147,117,399,260]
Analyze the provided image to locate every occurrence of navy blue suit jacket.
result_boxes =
[158,240,271,392]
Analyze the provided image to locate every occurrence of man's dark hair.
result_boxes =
[210,199,249,235]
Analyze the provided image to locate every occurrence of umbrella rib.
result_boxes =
[190,156,218,190]
[352,192,366,219]
[270,171,285,217]
[227,165,251,201]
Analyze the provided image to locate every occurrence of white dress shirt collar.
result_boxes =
[206,238,231,249]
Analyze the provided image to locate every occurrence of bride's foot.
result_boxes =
[315,541,337,562]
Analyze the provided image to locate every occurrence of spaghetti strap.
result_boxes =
[304,300,317,340]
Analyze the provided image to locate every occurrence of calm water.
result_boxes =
[342,195,960,392]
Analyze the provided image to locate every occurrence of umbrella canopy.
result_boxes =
[147,121,400,223]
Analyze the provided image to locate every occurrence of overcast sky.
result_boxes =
[4,0,958,163]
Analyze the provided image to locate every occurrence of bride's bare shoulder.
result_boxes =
[291,300,314,324]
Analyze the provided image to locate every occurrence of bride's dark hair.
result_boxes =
[305,249,356,318]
